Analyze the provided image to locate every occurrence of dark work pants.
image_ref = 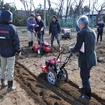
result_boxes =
[97,32,103,42]
[51,34,60,48]
[80,67,91,91]
[37,33,44,45]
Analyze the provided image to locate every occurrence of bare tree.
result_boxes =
[53,0,64,18]
[94,0,105,23]
[82,5,90,14]
[20,0,29,11]
[74,0,85,16]
[47,0,51,10]
[31,0,36,12]
[19,0,36,17]
[91,0,95,15]
[69,5,74,16]
[47,0,51,17]
[58,0,64,18]
[19,0,35,11]
[65,0,72,18]
[50,0,64,18]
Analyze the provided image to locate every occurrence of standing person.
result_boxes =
[97,19,104,42]
[35,16,44,44]
[49,15,61,50]
[27,13,37,48]
[0,10,21,92]
[70,15,97,100]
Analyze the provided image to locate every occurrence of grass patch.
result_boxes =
[21,29,27,33]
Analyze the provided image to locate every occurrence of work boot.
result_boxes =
[85,90,91,99]
[31,41,33,47]
[59,47,61,51]
[7,81,16,93]
[30,41,33,49]
[0,79,7,90]
[29,42,33,49]
[78,87,84,93]
[28,42,31,47]
[79,88,91,100]
[79,94,90,102]
[51,44,54,48]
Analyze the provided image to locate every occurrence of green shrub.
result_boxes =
[21,29,27,33]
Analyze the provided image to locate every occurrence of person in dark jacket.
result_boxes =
[0,10,21,92]
[49,15,61,50]
[35,16,44,44]
[70,15,97,100]
[27,13,37,48]
[97,20,104,42]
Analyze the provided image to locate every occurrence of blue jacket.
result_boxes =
[76,25,80,32]
[0,10,21,57]
[27,18,36,32]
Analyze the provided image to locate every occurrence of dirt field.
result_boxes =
[0,27,105,105]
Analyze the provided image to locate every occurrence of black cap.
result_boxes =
[52,15,58,21]
[30,13,35,17]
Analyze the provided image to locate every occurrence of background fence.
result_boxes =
[59,16,96,28]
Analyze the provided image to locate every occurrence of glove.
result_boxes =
[36,25,39,27]
[34,31,36,36]
[69,45,74,52]
[69,47,72,52]
[16,51,21,57]
[18,52,21,57]
[32,24,36,27]
[41,27,44,31]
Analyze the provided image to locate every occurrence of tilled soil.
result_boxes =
[14,62,103,105]
[1,27,105,105]
[17,28,105,100]
[0,79,36,105]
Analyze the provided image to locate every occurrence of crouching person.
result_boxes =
[70,15,97,100]
[0,10,21,92]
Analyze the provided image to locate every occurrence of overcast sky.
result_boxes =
[4,0,104,10]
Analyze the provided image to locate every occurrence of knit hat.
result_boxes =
[37,16,41,21]
[30,13,35,17]
[36,13,40,17]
